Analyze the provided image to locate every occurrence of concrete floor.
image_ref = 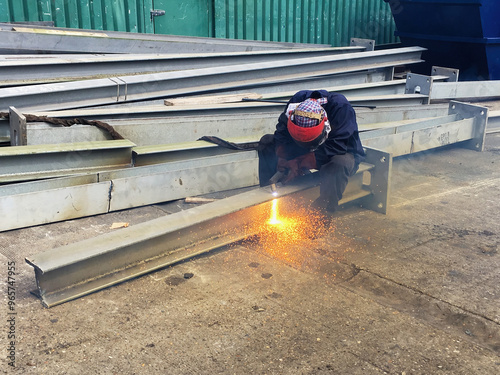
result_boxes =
[1,133,499,374]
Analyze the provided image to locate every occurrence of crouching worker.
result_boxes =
[258,90,366,213]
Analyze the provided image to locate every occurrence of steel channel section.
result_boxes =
[0,47,425,111]
[0,140,135,183]
[25,147,391,307]
[0,48,365,85]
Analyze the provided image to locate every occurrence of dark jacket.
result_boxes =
[274,90,365,167]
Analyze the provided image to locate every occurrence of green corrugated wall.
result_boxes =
[0,0,397,46]
[213,0,397,46]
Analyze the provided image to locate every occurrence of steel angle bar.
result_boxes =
[0,48,366,86]
[0,140,135,183]
[25,147,390,307]
[0,47,425,111]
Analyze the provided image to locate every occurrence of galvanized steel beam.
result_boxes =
[0,24,328,55]
[0,151,258,232]
[0,47,366,86]
[361,102,488,156]
[3,102,485,232]
[0,47,425,111]
[0,140,135,183]
[15,104,451,147]
[25,147,391,307]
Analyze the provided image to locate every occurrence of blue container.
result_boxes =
[385,0,500,80]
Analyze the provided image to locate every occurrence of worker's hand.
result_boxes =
[277,157,299,184]
[296,152,317,170]
[277,153,317,185]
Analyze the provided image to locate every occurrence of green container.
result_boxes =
[0,0,397,47]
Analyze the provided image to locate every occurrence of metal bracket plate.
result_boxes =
[448,101,488,152]
[9,106,26,146]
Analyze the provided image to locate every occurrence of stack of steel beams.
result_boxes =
[0,26,497,235]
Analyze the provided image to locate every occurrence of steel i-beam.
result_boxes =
[25,147,391,307]
[0,47,425,111]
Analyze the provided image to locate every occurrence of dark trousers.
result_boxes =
[257,134,357,212]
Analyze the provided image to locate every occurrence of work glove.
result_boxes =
[277,152,317,184]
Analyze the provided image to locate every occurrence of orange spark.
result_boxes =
[267,199,282,225]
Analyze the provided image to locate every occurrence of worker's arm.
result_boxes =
[314,93,365,167]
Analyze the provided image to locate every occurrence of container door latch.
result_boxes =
[150,9,166,21]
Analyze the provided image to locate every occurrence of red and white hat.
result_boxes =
[287,98,328,143]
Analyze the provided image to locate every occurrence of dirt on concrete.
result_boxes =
[1,135,500,374]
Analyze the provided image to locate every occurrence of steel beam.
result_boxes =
[361,102,488,156]
[0,140,135,183]
[0,48,365,86]
[487,110,500,134]
[0,25,328,55]
[3,102,485,232]
[25,147,391,307]
[431,81,500,101]
[0,152,258,232]
[0,47,425,112]
[15,104,451,147]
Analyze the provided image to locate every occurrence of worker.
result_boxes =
[258,89,365,213]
